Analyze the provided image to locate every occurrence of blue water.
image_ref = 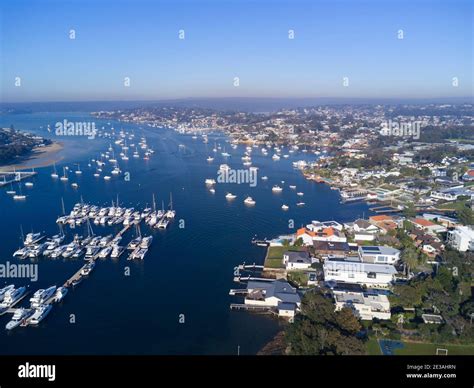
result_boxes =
[0,112,371,354]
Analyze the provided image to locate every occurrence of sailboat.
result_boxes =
[13,184,26,200]
[6,183,16,195]
[51,163,59,179]
[60,167,69,181]
[75,163,82,175]
[165,193,176,219]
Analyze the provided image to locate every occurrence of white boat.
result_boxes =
[296,202,306,206]
[51,164,59,179]
[244,196,256,205]
[29,304,53,325]
[98,246,112,258]
[127,237,142,250]
[110,245,125,258]
[50,245,67,258]
[156,217,169,229]
[81,261,95,275]
[206,156,214,162]
[140,236,153,248]
[54,287,68,302]
[219,164,230,171]
[5,308,34,330]
[272,154,280,161]
[297,192,304,196]
[0,285,15,302]
[289,185,296,189]
[60,167,69,182]
[103,175,111,181]
[261,176,268,180]
[24,182,34,187]
[272,185,283,192]
[71,183,79,189]
[205,179,216,185]
[209,188,215,194]
[281,204,289,210]
[0,287,26,310]
[30,286,56,307]
[13,193,26,200]
[24,232,45,246]
[225,193,237,200]
[129,247,148,260]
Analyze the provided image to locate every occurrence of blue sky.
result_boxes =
[1,0,472,102]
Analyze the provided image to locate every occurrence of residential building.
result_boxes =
[446,226,474,252]
[323,259,397,288]
[333,289,391,320]
[358,245,401,264]
[283,251,312,270]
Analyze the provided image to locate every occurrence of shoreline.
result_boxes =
[0,141,64,172]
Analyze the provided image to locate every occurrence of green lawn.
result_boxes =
[394,342,474,355]
[287,271,308,286]
[264,246,306,269]
[366,339,382,355]
[436,200,469,211]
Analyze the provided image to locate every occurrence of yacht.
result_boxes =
[209,188,215,194]
[54,287,68,302]
[85,246,100,258]
[29,304,53,325]
[127,237,142,250]
[13,247,29,258]
[140,236,153,249]
[71,183,79,189]
[225,193,237,200]
[5,308,34,330]
[205,178,216,185]
[272,154,280,161]
[281,204,289,211]
[296,202,306,207]
[30,286,57,307]
[289,185,297,189]
[156,217,169,229]
[110,245,125,258]
[98,235,113,247]
[297,192,304,196]
[206,156,214,162]
[244,196,256,206]
[0,286,26,310]
[24,232,45,246]
[272,185,283,193]
[13,193,26,200]
[81,261,95,275]
[24,182,34,188]
[261,176,268,181]
[98,246,112,258]
[0,285,15,302]
[129,247,148,260]
[50,245,67,258]
[103,175,111,181]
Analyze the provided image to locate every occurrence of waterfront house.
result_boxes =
[313,227,347,243]
[358,245,401,265]
[344,219,380,241]
[245,280,301,320]
[283,251,312,270]
[333,289,391,320]
[296,228,316,246]
[313,241,351,256]
[323,259,397,288]
[369,215,399,234]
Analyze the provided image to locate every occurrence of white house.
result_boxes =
[323,259,397,288]
[446,226,474,252]
[283,251,312,270]
[245,280,301,319]
[333,290,391,320]
[358,246,401,265]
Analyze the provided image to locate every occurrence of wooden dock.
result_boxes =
[230,304,276,314]
[237,263,264,271]
[233,276,274,283]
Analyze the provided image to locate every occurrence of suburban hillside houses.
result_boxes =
[333,289,391,320]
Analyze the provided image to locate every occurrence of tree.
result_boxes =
[403,202,417,218]
[458,205,474,226]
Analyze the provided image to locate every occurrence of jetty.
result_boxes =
[0,171,37,187]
